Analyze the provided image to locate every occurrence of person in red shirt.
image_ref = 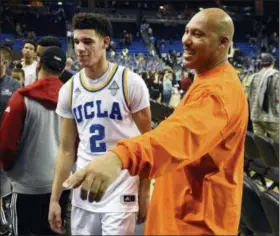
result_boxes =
[180,70,194,97]
[0,47,70,235]
[63,8,248,235]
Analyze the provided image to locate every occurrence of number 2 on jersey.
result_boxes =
[89,124,106,152]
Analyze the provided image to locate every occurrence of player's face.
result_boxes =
[22,43,36,60]
[181,14,220,72]
[73,29,110,68]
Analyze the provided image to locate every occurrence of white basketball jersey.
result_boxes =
[22,60,37,86]
[69,63,140,212]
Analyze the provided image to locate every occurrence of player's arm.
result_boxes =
[49,116,77,234]
[51,79,77,202]
[50,117,77,202]
[132,109,152,224]
[129,70,152,224]
[131,109,152,189]
[49,79,77,233]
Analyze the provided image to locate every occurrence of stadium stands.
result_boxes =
[242,176,273,234]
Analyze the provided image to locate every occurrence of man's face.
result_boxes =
[73,29,109,68]
[164,70,173,81]
[181,13,220,71]
[22,43,36,60]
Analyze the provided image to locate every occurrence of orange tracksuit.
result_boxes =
[111,64,248,235]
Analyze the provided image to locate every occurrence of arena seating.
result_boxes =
[0,33,67,59]
[260,189,279,234]
[241,176,273,234]
[242,132,279,235]
[159,40,183,53]
[254,135,279,167]
[273,142,279,160]
[114,40,149,54]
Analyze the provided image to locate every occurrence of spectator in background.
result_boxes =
[21,40,37,86]
[67,29,73,46]
[248,53,279,141]
[26,31,36,41]
[180,70,194,98]
[141,71,150,87]
[11,62,25,87]
[36,36,62,57]
[64,57,76,75]
[36,36,75,83]
[1,43,14,75]
[123,30,132,47]
[0,47,69,235]
[162,67,173,105]
[149,72,162,101]
[0,45,21,235]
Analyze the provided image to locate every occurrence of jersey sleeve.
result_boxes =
[126,70,150,114]
[56,79,74,119]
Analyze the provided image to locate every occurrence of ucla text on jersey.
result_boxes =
[73,100,123,123]
[68,64,138,154]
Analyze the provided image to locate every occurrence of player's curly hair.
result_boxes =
[72,13,112,39]
[37,36,62,48]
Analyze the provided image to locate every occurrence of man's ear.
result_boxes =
[219,36,230,49]
[103,36,111,49]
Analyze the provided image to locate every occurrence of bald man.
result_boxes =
[62,8,248,235]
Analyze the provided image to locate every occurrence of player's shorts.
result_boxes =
[71,206,137,235]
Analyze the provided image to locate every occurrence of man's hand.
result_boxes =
[63,152,122,202]
[48,201,65,234]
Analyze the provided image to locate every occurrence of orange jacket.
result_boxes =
[111,64,248,235]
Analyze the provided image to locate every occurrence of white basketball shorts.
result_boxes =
[71,206,137,235]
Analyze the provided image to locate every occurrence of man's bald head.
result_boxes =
[182,8,235,74]
[192,8,234,42]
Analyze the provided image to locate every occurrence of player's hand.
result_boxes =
[63,152,122,202]
[137,190,150,224]
[48,201,65,234]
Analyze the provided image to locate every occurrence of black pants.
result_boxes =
[10,190,70,235]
